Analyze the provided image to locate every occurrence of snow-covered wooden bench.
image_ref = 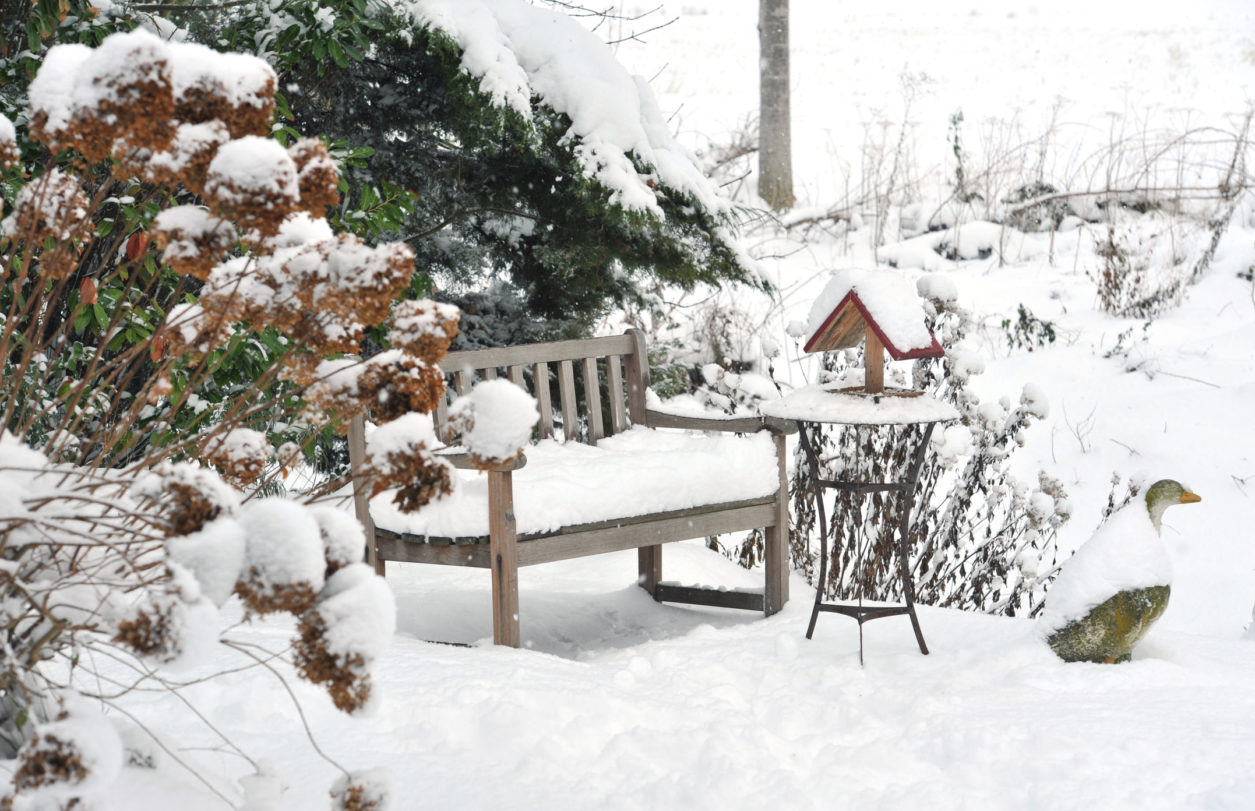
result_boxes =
[347,330,793,647]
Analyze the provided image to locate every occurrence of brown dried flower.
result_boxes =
[151,205,237,281]
[0,169,90,255]
[289,138,340,216]
[12,731,89,795]
[330,771,389,811]
[363,413,455,513]
[203,428,270,487]
[204,136,299,240]
[387,299,460,366]
[358,351,446,423]
[234,571,319,617]
[294,611,372,714]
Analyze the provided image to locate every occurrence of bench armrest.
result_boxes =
[644,409,797,435]
[437,451,528,472]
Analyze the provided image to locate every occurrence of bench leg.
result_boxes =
[638,546,661,600]
[348,413,386,577]
[764,432,789,616]
[488,470,521,647]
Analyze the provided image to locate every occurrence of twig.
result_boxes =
[222,640,349,779]
[100,700,238,809]
[1154,370,1221,388]
[127,0,253,11]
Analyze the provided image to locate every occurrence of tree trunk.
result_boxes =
[758,0,794,211]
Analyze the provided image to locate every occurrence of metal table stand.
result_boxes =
[796,418,942,664]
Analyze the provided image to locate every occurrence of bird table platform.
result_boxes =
[765,268,954,662]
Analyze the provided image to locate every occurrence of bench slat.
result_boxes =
[558,359,578,442]
[606,354,627,434]
[517,501,778,566]
[374,495,777,551]
[455,370,472,397]
[533,361,554,439]
[654,584,765,612]
[434,388,448,438]
[581,356,603,444]
[507,365,526,388]
[443,333,636,371]
[624,329,649,424]
[483,367,498,381]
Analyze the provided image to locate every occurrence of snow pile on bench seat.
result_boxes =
[370,426,779,539]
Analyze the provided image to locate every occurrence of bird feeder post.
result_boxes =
[864,325,884,395]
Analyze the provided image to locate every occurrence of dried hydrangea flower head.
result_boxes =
[0,114,18,169]
[294,564,396,714]
[388,299,461,364]
[26,42,92,155]
[329,770,390,811]
[150,204,237,280]
[233,499,326,616]
[138,120,232,196]
[26,32,274,164]
[362,413,455,512]
[204,136,300,240]
[167,42,276,139]
[0,169,89,259]
[358,350,447,422]
[288,137,341,215]
[53,30,177,162]
[202,427,271,487]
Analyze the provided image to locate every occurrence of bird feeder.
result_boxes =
[802,269,944,396]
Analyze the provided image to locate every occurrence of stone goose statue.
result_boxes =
[1042,479,1200,663]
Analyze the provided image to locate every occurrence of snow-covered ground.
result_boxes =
[36,1,1255,808]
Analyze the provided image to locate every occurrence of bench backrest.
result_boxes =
[435,329,650,445]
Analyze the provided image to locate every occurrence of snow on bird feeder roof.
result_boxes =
[804,269,944,358]
[802,268,944,396]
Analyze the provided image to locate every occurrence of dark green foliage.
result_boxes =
[1002,304,1057,352]
[1047,585,1170,663]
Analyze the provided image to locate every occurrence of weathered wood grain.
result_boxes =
[443,333,636,371]
[606,354,627,434]
[654,584,765,612]
[865,325,885,394]
[489,470,520,647]
[764,431,789,615]
[557,359,578,442]
[624,329,649,424]
[348,414,384,576]
[533,361,554,439]
[581,356,603,444]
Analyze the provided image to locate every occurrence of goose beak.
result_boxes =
[1180,491,1202,504]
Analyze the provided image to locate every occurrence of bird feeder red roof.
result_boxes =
[802,270,944,395]
[804,289,945,359]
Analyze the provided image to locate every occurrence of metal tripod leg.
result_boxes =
[897,422,936,656]
[802,423,828,641]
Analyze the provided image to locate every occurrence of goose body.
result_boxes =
[1043,480,1199,663]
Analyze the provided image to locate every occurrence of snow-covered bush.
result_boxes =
[1091,211,1192,318]
[0,29,465,806]
[786,275,1071,617]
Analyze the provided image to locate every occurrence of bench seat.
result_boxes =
[370,426,780,540]
[349,329,791,646]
